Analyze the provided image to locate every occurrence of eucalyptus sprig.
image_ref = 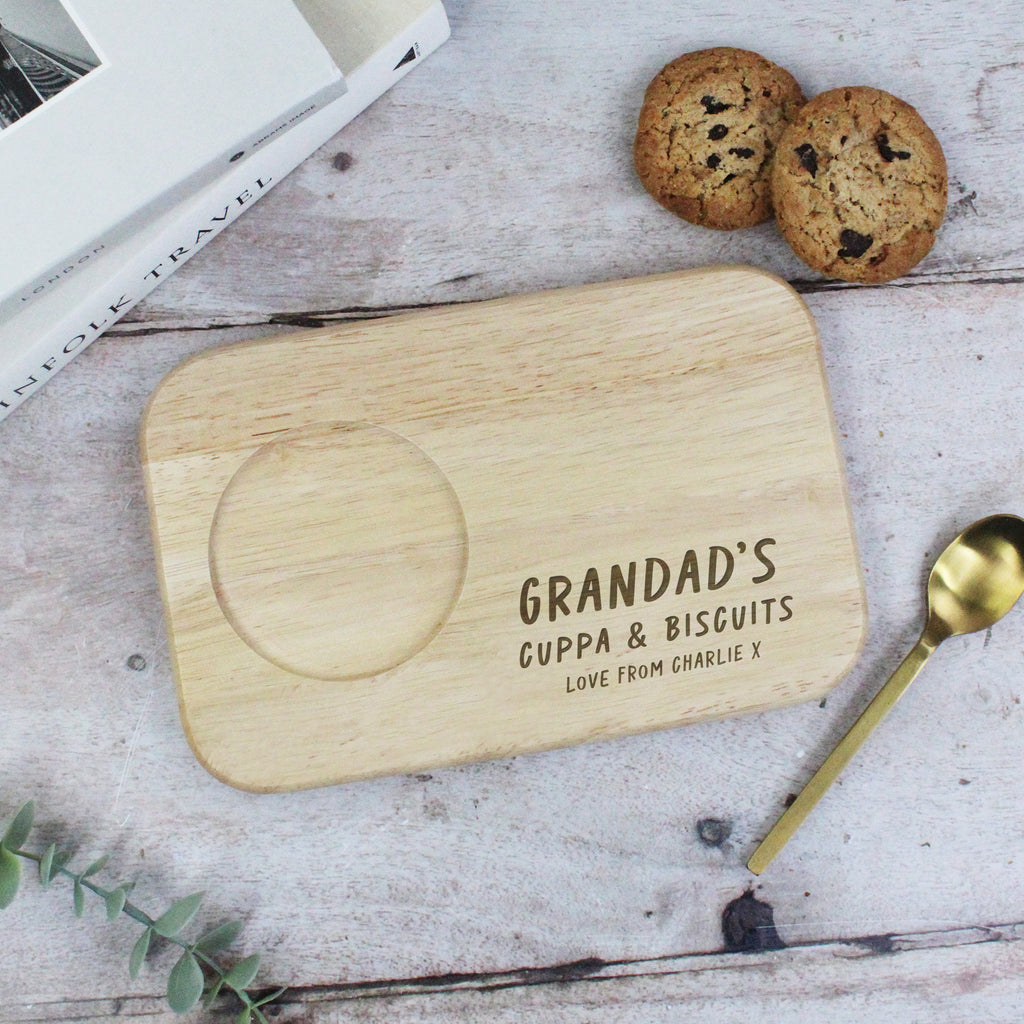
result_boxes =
[0,801,285,1022]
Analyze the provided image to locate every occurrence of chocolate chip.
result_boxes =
[876,132,911,161]
[701,95,732,114]
[729,147,755,158]
[707,154,722,169]
[722,173,737,183]
[795,142,818,176]
[838,228,874,258]
[708,124,729,140]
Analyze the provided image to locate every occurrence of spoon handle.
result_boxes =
[747,635,936,875]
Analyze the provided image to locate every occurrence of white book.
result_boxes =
[0,0,347,321]
[0,0,450,422]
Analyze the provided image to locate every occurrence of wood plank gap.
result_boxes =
[108,267,1024,339]
[242,919,1024,1005]
[111,302,460,337]
[4,994,166,1022]
[8,922,1024,1021]
[791,267,1024,293]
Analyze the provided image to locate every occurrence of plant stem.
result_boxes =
[11,846,271,1022]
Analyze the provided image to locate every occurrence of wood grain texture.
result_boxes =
[6,921,1024,1021]
[3,0,1024,1019]
[131,0,1018,324]
[142,269,864,790]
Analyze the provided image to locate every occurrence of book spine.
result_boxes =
[0,2,450,423]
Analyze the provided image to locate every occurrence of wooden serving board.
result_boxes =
[141,267,866,792]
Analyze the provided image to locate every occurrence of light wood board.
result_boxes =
[140,267,866,791]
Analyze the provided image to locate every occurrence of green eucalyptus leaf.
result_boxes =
[222,953,261,992]
[83,854,110,878]
[0,846,22,909]
[51,849,74,874]
[129,927,152,979]
[252,988,287,1008]
[39,843,56,886]
[105,886,127,920]
[202,976,225,1008]
[195,919,244,955]
[73,878,85,917]
[2,801,34,851]
[167,951,204,1013]
[152,891,204,938]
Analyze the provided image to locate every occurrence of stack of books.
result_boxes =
[0,0,450,422]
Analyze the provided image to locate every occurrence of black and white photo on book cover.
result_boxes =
[0,0,100,130]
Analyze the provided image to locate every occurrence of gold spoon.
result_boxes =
[748,513,1024,876]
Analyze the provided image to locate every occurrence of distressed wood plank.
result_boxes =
[6,923,1024,1021]
[3,0,1024,1019]
[130,0,1020,324]
[3,283,1024,1008]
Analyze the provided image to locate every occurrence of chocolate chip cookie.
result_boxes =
[633,48,806,230]
[771,86,947,282]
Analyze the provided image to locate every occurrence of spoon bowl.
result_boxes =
[926,514,1024,643]
[748,513,1024,875]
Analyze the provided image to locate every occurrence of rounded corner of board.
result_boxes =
[139,351,207,455]
[723,264,817,316]
[662,264,819,333]
[718,263,801,293]
[176,715,279,795]
[194,749,281,795]
[847,586,872,675]
[818,590,871,706]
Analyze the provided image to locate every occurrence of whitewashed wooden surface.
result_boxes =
[3,0,1024,1019]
